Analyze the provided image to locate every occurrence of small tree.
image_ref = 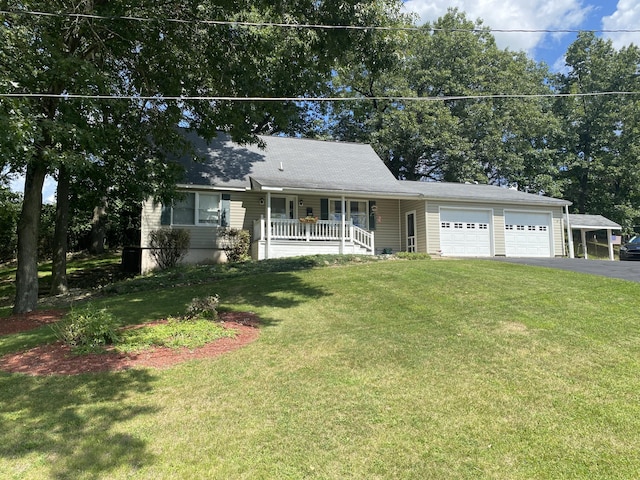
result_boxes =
[148,228,190,270]
[219,228,251,263]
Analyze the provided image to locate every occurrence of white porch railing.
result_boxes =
[253,217,375,253]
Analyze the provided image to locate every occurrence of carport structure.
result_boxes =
[567,214,622,261]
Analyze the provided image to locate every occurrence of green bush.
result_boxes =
[395,251,431,260]
[148,228,191,270]
[185,295,220,320]
[51,304,120,352]
[219,228,251,263]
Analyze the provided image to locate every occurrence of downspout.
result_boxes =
[565,205,575,259]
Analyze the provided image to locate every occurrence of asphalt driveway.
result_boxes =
[489,257,640,283]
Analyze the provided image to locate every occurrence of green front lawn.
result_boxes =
[1,258,639,479]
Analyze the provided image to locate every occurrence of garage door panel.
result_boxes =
[440,208,492,257]
[505,212,551,257]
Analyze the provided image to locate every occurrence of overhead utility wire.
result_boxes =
[1,92,639,101]
[1,9,640,34]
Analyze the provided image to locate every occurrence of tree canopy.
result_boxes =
[1,0,403,312]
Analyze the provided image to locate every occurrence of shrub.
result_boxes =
[148,228,190,270]
[395,251,431,260]
[219,228,251,263]
[184,295,220,320]
[51,304,120,352]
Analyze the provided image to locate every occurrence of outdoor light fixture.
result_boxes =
[259,198,264,205]
[299,200,304,207]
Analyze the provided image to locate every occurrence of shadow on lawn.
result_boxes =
[0,369,158,478]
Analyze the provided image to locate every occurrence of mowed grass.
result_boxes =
[1,259,640,479]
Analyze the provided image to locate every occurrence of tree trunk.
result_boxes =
[13,161,47,314]
[89,200,107,254]
[50,165,70,295]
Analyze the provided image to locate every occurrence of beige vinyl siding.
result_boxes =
[425,201,565,257]
[372,198,402,254]
[400,200,427,253]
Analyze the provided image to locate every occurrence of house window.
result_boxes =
[171,192,221,226]
[329,199,369,229]
[466,223,476,229]
[454,223,463,229]
[505,225,514,230]
[479,224,488,230]
[441,222,451,229]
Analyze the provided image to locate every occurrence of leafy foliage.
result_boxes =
[0,187,20,262]
[554,32,640,232]
[185,295,220,321]
[51,304,120,353]
[148,228,190,271]
[395,252,431,260]
[219,228,251,263]
[115,319,235,353]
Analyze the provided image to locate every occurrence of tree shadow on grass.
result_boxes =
[101,270,332,329]
[0,369,158,479]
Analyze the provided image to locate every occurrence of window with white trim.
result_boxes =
[171,192,221,226]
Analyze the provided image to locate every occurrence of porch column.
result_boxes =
[581,229,588,259]
[607,229,615,261]
[565,205,575,259]
[340,195,346,254]
[266,192,272,259]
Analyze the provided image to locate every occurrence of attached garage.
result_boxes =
[439,208,492,256]
[504,211,552,257]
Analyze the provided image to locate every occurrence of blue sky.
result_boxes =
[402,0,640,70]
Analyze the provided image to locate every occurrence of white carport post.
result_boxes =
[580,229,588,259]
[266,192,272,259]
[340,195,346,254]
[565,205,575,258]
[607,229,615,261]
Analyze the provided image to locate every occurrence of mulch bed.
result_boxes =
[0,310,260,376]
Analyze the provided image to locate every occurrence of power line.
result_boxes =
[1,9,640,34]
[1,92,639,102]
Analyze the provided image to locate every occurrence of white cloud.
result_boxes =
[402,0,591,54]
[602,0,640,50]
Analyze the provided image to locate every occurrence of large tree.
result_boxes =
[554,32,640,231]
[2,0,403,312]
[329,9,562,194]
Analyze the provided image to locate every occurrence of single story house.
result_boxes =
[140,132,572,272]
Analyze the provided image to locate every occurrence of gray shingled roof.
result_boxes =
[174,131,408,195]
[401,180,571,207]
[569,214,621,230]
[174,131,571,206]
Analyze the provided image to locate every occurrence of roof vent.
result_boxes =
[279,162,284,171]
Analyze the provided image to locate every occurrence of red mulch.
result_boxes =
[0,310,260,376]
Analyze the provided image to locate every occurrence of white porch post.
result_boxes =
[266,192,272,260]
[565,205,575,259]
[607,229,615,261]
[340,195,346,254]
[581,229,588,259]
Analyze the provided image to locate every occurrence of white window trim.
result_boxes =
[172,192,222,227]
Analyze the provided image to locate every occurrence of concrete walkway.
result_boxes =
[489,257,640,283]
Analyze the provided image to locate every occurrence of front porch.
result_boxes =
[252,217,375,260]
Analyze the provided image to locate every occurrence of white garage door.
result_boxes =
[504,211,552,257]
[440,208,492,256]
